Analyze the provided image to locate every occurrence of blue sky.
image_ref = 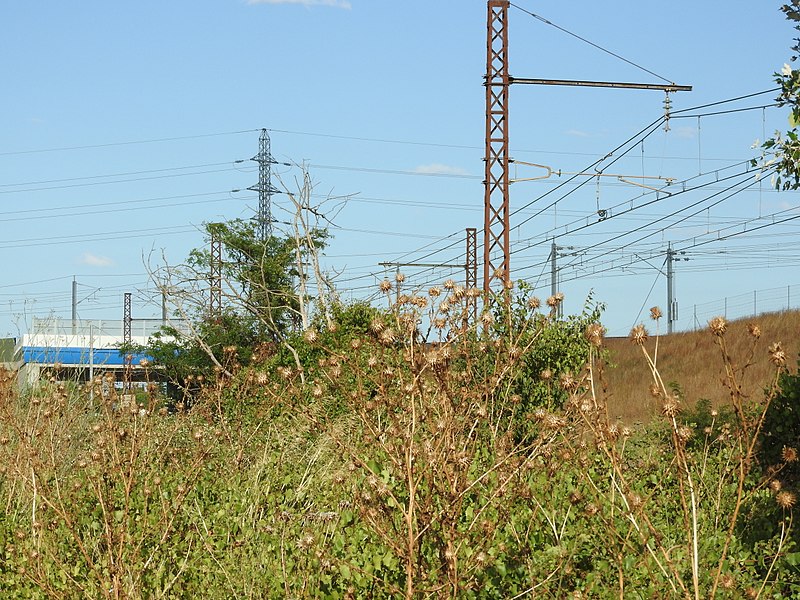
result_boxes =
[1,0,798,338]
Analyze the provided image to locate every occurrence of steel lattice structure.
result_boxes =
[210,232,222,318]
[123,293,132,346]
[249,129,279,241]
[465,227,478,324]
[483,0,511,296]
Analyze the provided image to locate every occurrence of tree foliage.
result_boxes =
[140,218,328,400]
[757,2,800,189]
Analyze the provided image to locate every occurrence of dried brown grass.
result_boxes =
[602,310,800,424]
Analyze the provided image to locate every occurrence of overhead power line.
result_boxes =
[0,129,259,157]
[510,2,675,84]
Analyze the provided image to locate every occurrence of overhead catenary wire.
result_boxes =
[509,2,676,84]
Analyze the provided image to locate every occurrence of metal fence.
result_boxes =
[683,284,799,331]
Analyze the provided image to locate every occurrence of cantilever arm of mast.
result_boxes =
[508,77,692,93]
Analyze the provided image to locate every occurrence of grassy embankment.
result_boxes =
[604,310,800,423]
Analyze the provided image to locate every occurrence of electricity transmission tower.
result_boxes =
[209,229,222,319]
[249,129,280,241]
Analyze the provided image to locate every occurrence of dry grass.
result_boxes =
[602,310,800,424]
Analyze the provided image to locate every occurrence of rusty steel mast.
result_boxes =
[483,0,511,297]
[482,1,690,297]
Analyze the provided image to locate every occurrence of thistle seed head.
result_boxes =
[776,490,797,509]
[584,323,605,347]
[708,316,727,337]
[649,306,662,320]
[719,574,735,590]
[369,318,385,334]
[661,396,681,418]
[629,324,648,346]
[559,371,579,392]
[769,342,787,367]
[782,446,799,463]
[379,279,392,293]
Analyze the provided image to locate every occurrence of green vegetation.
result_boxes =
[3,280,800,597]
[4,4,800,597]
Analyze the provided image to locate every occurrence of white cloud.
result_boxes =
[565,129,591,138]
[414,163,469,176]
[247,0,352,7]
[79,252,114,267]
[672,126,696,140]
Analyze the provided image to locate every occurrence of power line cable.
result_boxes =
[510,2,675,84]
[0,129,259,157]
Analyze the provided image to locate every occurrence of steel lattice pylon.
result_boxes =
[123,293,132,346]
[123,292,132,393]
[210,231,222,318]
[483,0,511,296]
[249,129,279,241]
[465,227,478,325]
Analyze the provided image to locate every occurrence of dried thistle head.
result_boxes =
[428,286,441,297]
[661,395,681,418]
[379,279,392,293]
[559,371,579,393]
[747,322,761,338]
[584,323,605,347]
[769,342,787,367]
[770,479,783,492]
[649,306,662,321]
[719,574,735,590]
[782,446,799,463]
[708,316,727,337]
[303,328,319,344]
[629,324,648,346]
[776,490,797,509]
[378,328,397,345]
[676,426,693,443]
[527,296,541,310]
[480,311,495,326]
[540,368,553,382]
[443,279,456,290]
[395,272,406,284]
[370,318,385,334]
